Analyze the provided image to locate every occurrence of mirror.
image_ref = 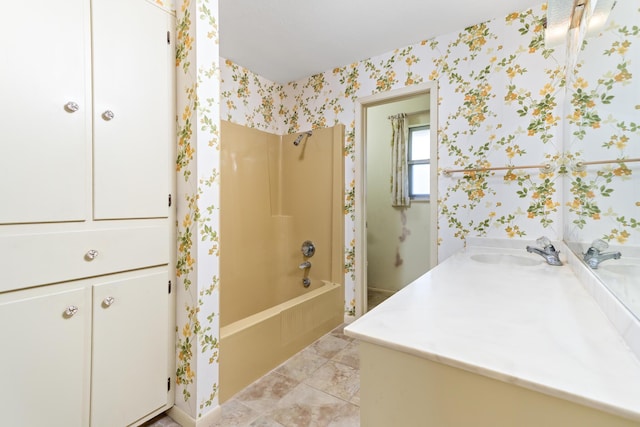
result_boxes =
[563,0,640,317]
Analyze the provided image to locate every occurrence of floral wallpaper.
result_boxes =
[220,60,284,134]
[220,3,566,315]
[175,0,221,420]
[148,0,175,13]
[565,0,640,247]
[174,0,639,420]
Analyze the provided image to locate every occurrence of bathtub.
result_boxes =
[219,121,345,401]
[219,281,344,402]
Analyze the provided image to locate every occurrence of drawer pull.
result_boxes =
[102,296,115,307]
[85,249,99,261]
[64,101,80,112]
[64,305,79,318]
[102,110,115,121]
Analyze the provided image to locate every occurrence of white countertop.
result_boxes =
[345,245,640,421]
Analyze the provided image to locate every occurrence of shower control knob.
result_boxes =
[102,110,115,121]
[301,240,315,257]
[64,101,80,112]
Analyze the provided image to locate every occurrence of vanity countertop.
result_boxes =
[345,245,640,421]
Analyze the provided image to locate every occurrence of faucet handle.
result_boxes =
[536,236,552,247]
[590,239,609,251]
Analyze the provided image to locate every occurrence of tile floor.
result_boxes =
[367,288,393,310]
[144,324,359,427]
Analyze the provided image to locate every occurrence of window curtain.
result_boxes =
[390,113,410,207]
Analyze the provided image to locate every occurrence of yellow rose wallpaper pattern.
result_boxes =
[565,0,640,247]
[149,0,174,13]
[175,0,221,419]
[174,0,640,419]
[220,3,566,315]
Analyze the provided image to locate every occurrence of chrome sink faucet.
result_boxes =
[583,239,621,269]
[526,236,563,266]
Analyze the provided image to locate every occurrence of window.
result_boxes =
[408,126,430,200]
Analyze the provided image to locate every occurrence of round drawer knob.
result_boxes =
[102,296,115,307]
[102,110,115,121]
[64,305,79,318]
[64,101,80,113]
[85,249,99,261]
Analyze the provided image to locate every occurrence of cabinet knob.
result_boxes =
[64,102,80,113]
[102,296,115,307]
[85,249,99,260]
[64,305,79,318]
[102,110,115,121]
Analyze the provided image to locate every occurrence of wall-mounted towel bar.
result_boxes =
[443,157,640,176]
[443,163,552,176]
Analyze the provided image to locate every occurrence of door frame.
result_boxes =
[353,82,438,317]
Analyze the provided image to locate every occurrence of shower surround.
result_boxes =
[219,121,345,401]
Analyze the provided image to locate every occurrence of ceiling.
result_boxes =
[219,0,543,84]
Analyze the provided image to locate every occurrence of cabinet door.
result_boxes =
[92,0,173,220]
[91,268,169,426]
[0,284,91,426]
[0,0,89,224]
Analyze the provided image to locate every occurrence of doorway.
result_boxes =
[354,83,438,316]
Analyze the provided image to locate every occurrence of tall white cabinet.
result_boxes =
[0,0,176,425]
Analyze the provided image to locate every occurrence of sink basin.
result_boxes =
[597,263,640,276]
[470,253,542,266]
[592,260,640,315]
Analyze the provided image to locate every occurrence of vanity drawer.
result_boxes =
[0,225,169,292]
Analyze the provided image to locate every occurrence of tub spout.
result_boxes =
[299,261,311,270]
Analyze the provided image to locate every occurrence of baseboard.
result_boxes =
[167,405,221,427]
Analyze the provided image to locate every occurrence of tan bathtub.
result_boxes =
[219,121,345,401]
[219,281,344,402]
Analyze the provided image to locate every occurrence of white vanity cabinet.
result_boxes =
[0,268,170,427]
[346,246,640,426]
[91,269,170,426]
[0,283,91,426]
[91,0,174,220]
[0,0,89,224]
[0,0,175,425]
[0,0,173,224]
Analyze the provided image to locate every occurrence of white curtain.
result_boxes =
[390,113,410,207]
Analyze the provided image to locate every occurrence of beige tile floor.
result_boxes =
[367,288,393,310]
[144,324,359,427]
[146,291,395,427]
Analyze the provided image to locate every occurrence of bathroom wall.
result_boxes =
[171,0,638,420]
[564,0,640,248]
[148,0,174,10]
[220,122,280,326]
[221,2,565,315]
[220,121,344,327]
[280,126,345,291]
[366,95,432,292]
[174,0,222,420]
[171,0,640,420]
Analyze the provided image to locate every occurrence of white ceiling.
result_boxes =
[219,0,543,84]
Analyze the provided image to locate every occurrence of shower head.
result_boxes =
[293,130,313,146]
